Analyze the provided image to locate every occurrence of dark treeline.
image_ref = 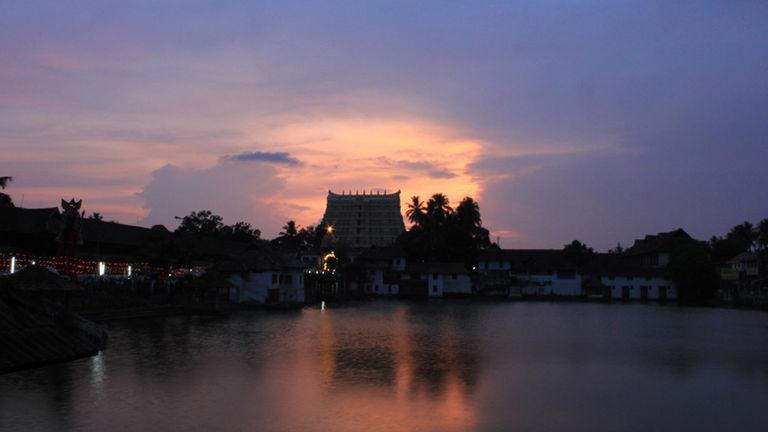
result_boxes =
[173,210,332,250]
[397,194,492,266]
[175,210,262,242]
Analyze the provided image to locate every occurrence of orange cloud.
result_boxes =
[246,116,485,230]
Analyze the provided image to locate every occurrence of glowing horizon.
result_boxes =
[2,1,766,249]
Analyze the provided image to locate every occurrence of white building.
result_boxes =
[477,250,581,297]
[477,248,678,301]
[356,247,406,296]
[228,269,305,305]
[407,263,472,298]
[515,271,582,297]
[728,252,760,278]
[225,252,305,306]
[601,273,676,301]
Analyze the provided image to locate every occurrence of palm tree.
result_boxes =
[405,196,426,226]
[455,197,481,229]
[426,193,452,223]
[0,176,13,207]
[280,220,298,238]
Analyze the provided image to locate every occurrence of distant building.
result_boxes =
[320,190,405,248]
[590,254,676,301]
[356,246,406,296]
[623,228,696,267]
[225,251,305,306]
[476,246,678,301]
[476,249,581,297]
[403,262,471,298]
[728,252,760,278]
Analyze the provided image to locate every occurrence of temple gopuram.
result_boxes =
[321,190,405,248]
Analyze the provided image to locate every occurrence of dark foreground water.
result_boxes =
[2,301,768,432]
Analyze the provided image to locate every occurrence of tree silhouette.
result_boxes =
[280,220,298,238]
[398,193,491,267]
[0,176,13,207]
[726,221,757,252]
[563,240,595,267]
[175,210,224,236]
[455,197,481,229]
[426,193,452,225]
[405,195,426,226]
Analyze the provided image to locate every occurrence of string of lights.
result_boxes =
[0,252,189,276]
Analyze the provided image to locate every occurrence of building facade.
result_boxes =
[320,190,405,248]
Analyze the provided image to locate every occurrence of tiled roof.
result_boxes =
[623,228,695,256]
[0,207,60,234]
[408,262,468,274]
[583,253,670,277]
[477,249,577,272]
[1,265,82,292]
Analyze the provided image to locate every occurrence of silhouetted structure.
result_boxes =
[321,190,405,248]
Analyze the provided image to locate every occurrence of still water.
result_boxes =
[2,301,768,432]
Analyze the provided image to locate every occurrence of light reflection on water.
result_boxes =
[1,301,768,432]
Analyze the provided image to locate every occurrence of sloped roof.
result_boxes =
[1,265,82,292]
[210,247,305,273]
[477,249,577,272]
[82,219,169,247]
[583,253,670,277]
[0,207,60,234]
[408,262,468,274]
[728,251,758,264]
[623,228,695,256]
[0,290,105,373]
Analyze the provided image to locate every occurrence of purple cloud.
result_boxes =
[227,151,302,166]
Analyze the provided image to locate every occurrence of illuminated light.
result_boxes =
[10,256,15,274]
[127,265,132,277]
[321,301,326,311]
[98,262,106,276]
[321,251,337,272]
[326,225,333,234]
[32,260,36,265]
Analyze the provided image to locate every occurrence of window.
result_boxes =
[355,237,361,244]
[432,286,438,293]
[451,274,457,280]
[645,275,652,281]
[356,228,361,234]
[357,220,361,225]
[627,276,634,281]
[284,274,292,284]
[388,286,392,293]
[374,285,378,292]
[272,274,278,284]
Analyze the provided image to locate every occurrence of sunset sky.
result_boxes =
[1,1,767,249]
